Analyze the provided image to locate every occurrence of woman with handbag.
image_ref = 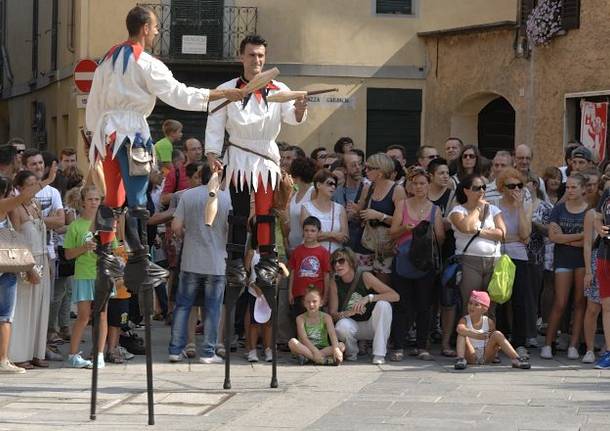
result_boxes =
[0,163,57,373]
[389,167,444,361]
[7,171,52,369]
[497,168,533,359]
[300,169,348,254]
[542,173,588,360]
[448,175,506,313]
[357,153,406,285]
[328,247,399,364]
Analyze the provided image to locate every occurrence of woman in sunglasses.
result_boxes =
[301,169,348,254]
[448,175,506,311]
[327,247,399,365]
[452,145,483,188]
[497,168,533,359]
[541,173,589,360]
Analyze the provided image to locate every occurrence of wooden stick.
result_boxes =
[210,67,280,114]
[266,88,338,103]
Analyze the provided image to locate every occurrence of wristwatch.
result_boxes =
[368,294,374,303]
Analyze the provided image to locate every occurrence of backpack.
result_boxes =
[409,205,439,273]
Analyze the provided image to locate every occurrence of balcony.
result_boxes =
[139,2,257,62]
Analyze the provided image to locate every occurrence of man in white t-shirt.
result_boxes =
[23,149,65,257]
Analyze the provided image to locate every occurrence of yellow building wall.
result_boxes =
[422,0,610,171]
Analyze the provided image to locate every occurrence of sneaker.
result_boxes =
[168,351,186,363]
[297,355,309,365]
[216,344,226,358]
[97,352,105,369]
[540,345,553,359]
[526,337,539,348]
[512,357,531,369]
[185,343,196,359]
[199,354,224,364]
[45,345,64,361]
[247,349,259,362]
[264,348,273,362]
[594,351,610,369]
[516,346,529,360]
[372,355,385,365]
[0,359,26,374]
[582,351,596,364]
[567,346,579,360]
[67,352,93,369]
[454,357,467,370]
[118,346,134,360]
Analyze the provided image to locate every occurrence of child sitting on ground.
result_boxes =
[454,291,530,370]
[289,287,345,365]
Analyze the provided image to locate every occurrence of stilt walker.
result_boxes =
[205,34,307,389]
[85,6,243,424]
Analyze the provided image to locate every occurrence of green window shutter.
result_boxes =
[520,0,535,29]
[376,0,413,15]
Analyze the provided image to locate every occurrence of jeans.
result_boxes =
[0,273,18,323]
[511,259,536,347]
[48,276,72,332]
[115,134,151,207]
[169,271,225,358]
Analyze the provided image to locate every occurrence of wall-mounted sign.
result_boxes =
[74,59,97,93]
[76,94,88,109]
[306,95,356,109]
[182,35,207,55]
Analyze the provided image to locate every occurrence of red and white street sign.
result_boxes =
[73,59,97,93]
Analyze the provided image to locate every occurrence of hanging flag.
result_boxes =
[580,100,608,162]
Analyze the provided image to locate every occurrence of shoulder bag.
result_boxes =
[0,217,36,273]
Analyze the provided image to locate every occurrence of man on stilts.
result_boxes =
[85,6,243,424]
[205,34,307,389]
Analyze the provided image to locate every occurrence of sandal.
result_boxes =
[512,357,531,369]
[389,349,404,362]
[31,358,49,368]
[14,361,34,370]
[441,349,457,357]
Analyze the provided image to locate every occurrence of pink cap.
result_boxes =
[470,290,490,309]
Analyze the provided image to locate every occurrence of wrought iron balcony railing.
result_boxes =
[139,2,257,61]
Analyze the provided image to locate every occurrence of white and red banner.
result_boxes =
[581,100,608,162]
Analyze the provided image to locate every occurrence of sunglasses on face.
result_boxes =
[470,184,486,192]
[332,257,346,266]
[16,149,24,154]
[505,183,524,190]
[462,153,477,159]
[324,180,337,188]
[426,154,439,160]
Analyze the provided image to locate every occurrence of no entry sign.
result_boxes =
[73,59,97,93]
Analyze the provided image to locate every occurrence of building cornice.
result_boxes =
[417,21,518,38]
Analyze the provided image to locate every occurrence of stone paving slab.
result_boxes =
[1,323,610,430]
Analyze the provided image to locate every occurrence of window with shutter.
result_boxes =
[560,0,580,30]
[375,0,413,15]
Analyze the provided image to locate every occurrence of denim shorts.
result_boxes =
[0,273,18,323]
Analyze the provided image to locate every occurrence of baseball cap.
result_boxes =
[571,146,592,162]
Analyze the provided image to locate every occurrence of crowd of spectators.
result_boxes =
[2,121,610,374]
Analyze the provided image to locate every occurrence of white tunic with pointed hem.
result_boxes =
[86,44,210,165]
[205,78,306,192]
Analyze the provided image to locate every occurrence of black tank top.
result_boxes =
[370,183,397,217]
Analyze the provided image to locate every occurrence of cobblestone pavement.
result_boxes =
[1,323,609,430]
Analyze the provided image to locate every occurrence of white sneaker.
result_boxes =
[199,354,224,364]
[567,346,579,360]
[118,346,135,360]
[556,335,569,351]
[540,345,553,359]
[582,351,596,364]
[516,346,530,359]
[372,355,386,365]
[526,337,539,348]
[0,359,26,374]
[264,348,273,362]
[247,349,259,362]
[168,351,186,363]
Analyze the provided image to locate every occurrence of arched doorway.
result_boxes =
[477,97,515,159]
[450,92,516,159]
